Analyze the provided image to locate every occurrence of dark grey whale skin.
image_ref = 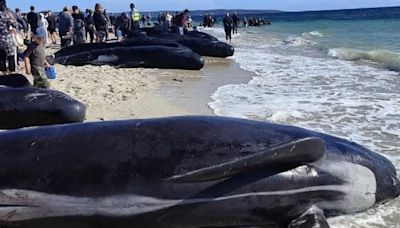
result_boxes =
[54,38,205,70]
[0,87,86,129]
[0,116,397,228]
[0,74,31,87]
[129,28,235,58]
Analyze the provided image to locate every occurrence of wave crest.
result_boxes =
[302,31,325,37]
[328,48,400,71]
[284,36,316,46]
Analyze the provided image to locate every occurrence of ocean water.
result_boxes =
[205,8,400,228]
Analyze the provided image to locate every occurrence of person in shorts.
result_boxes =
[23,27,50,88]
[46,11,57,44]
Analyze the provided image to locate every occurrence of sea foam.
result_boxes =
[204,19,400,228]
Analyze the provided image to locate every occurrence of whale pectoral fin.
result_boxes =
[288,205,330,228]
[167,137,325,183]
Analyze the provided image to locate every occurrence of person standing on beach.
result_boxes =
[129,3,140,31]
[103,9,110,41]
[93,3,108,43]
[145,13,151,26]
[72,6,85,45]
[85,9,96,43]
[223,13,233,43]
[23,27,50,88]
[15,8,28,34]
[141,14,146,27]
[0,0,17,74]
[37,13,48,44]
[116,13,130,41]
[58,7,74,48]
[26,6,38,39]
[165,12,172,27]
[46,11,57,45]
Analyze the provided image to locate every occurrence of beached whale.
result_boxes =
[0,116,397,228]
[54,38,204,70]
[0,74,31,87]
[142,28,219,41]
[0,87,86,129]
[186,31,219,41]
[131,28,234,58]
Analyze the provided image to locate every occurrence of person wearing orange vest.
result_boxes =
[130,3,140,31]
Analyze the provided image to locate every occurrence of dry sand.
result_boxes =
[39,44,253,122]
[49,64,189,121]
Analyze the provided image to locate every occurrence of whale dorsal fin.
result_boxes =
[167,137,325,183]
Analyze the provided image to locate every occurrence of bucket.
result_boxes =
[45,66,56,79]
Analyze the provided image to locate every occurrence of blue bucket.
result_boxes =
[45,66,56,79]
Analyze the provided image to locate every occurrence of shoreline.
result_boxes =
[50,56,254,122]
[151,57,254,116]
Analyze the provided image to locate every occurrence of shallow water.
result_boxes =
[204,17,400,227]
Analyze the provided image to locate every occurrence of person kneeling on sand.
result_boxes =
[23,27,50,88]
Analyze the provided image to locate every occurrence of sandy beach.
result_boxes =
[41,46,253,122]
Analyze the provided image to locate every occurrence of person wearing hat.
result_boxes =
[23,27,50,88]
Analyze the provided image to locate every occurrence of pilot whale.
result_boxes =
[54,38,205,70]
[0,116,398,228]
[0,87,86,129]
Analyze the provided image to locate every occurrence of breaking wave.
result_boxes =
[328,48,400,72]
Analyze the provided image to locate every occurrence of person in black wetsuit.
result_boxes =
[232,12,239,34]
[93,3,108,43]
[26,6,38,38]
[223,13,233,43]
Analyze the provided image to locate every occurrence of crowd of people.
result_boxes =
[245,17,271,26]
[0,0,50,87]
[0,0,266,88]
[0,1,195,88]
[222,13,271,42]
[202,14,216,27]
[3,3,196,48]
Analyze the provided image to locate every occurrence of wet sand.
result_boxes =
[48,56,253,121]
